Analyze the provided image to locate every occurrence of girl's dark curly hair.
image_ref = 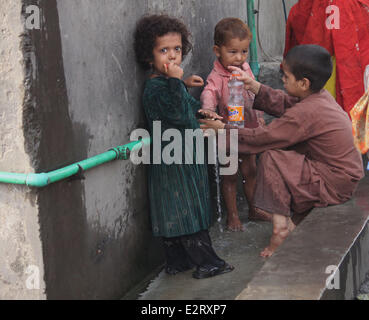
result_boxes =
[134,14,192,70]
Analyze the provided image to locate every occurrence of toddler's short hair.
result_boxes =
[214,17,252,47]
[134,14,192,70]
[284,45,333,93]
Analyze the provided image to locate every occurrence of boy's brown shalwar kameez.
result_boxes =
[225,85,364,217]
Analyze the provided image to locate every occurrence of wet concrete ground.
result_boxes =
[137,197,273,300]
[133,157,369,300]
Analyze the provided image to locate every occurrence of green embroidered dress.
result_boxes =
[142,77,212,238]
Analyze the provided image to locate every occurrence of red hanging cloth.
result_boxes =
[284,0,369,114]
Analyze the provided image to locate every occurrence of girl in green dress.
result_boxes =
[134,14,234,279]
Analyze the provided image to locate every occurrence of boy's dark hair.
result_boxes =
[214,18,252,47]
[284,44,333,93]
[134,14,192,70]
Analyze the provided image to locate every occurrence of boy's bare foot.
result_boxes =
[288,218,296,233]
[260,214,296,258]
[227,214,245,231]
[249,208,273,222]
[260,246,274,258]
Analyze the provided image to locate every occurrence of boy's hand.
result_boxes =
[197,109,223,120]
[184,75,204,88]
[228,66,261,95]
[199,119,225,133]
[165,62,184,80]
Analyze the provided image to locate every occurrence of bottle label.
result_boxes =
[228,105,244,122]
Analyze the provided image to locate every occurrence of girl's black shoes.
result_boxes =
[192,263,234,279]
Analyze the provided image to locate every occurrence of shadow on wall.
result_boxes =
[21,0,163,299]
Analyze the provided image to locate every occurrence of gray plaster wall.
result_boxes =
[1,0,297,299]
[255,0,298,61]
[0,0,45,299]
[53,0,257,299]
[54,0,296,299]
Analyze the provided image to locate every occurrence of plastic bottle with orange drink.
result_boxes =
[227,71,245,127]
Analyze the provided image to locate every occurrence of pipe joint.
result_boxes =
[109,146,129,160]
[26,173,50,188]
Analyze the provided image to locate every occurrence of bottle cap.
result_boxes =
[231,70,241,77]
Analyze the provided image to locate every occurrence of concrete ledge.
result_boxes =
[236,177,369,300]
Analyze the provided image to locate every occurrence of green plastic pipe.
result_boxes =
[247,0,260,79]
[0,138,151,188]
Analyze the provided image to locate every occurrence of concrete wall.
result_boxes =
[255,0,297,61]
[0,0,45,299]
[53,0,297,299]
[1,0,296,299]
